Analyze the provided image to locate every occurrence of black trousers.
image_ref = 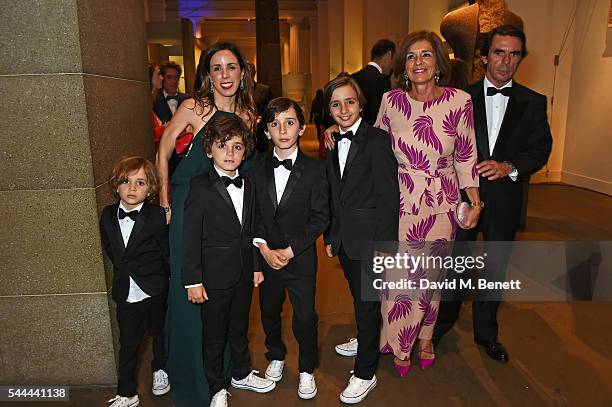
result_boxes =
[339,246,381,380]
[259,267,318,373]
[201,274,253,396]
[116,294,167,397]
[435,219,516,344]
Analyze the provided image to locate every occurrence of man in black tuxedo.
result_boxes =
[351,39,395,125]
[435,25,553,363]
[153,61,189,123]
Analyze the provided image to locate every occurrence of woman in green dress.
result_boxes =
[156,42,257,406]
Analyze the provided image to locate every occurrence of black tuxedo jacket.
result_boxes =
[324,119,400,260]
[99,202,170,303]
[153,90,189,123]
[252,150,329,275]
[351,65,391,125]
[469,80,552,233]
[182,170,255,290]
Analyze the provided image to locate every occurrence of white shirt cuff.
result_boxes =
[253,238,267,248]
[185,283,202,289]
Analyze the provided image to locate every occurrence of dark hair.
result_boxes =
[323,76,366,115]
[394,30,451,90]
[202,114,254,158]
[263,97,305,126]
[371,39,396,61]
[160,61,182,78]
[480,25,528,58]
[109,156,159,199]
[193,50,206,92]
[192,42,256,135]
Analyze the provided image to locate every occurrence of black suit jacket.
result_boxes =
[182,170,255,290]
[153,90,189,123]
[99,202,170,303]
[324,119,400,260]
[252,150,329,275]
[469,80,552,233]
[351,65,391,126]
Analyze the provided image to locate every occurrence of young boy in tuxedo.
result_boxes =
[182,114,276,407]
[323,76,399,404]
[251,97,329,399]
[99,156,171,407]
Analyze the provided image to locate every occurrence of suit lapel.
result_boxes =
[210,170,242,230]
[277,151,304,212]
[491,86,527,158]
[241,177,251,230]
[472,83,491,160]
[109,204,126,253]
[265,155,278,211]
[125,204,148,252]
[341,120,366,187]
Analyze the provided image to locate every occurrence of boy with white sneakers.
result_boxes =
[251,98,329,399]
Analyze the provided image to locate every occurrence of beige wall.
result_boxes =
[561,0,612,195]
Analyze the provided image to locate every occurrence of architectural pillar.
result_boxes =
[0,0,152,384]
[255,0,283,97]
[289,19,301,74]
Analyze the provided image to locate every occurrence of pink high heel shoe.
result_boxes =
[393,360,411,377]
[418,348,436,370]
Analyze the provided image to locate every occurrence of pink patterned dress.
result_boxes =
[375,87,478,360]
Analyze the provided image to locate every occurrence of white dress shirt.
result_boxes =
[117,201,150,303]
[367,61,383,74]
[252,148,298,248]
[163,90,179,114]
[483,77,518,180]
[338,117,362,178]
[186,166,244,289]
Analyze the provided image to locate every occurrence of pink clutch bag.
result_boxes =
[454,202,471,229]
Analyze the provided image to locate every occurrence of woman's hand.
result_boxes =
[323,124,339,150]
[253,272,264,287]
[462,206,481,229]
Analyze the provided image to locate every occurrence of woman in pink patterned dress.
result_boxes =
[374,31,482,376]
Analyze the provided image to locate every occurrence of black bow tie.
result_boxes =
[487,87,512,97]
[272,157,293,171]
[333,130,354,142]
[118,208,139,221]
[221,175,243,188]
[165,94,180,101]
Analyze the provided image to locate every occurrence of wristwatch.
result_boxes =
[470,201,485,208]
[163,206,171,213]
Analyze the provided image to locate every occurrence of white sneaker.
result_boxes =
[265,360,285,382]
[152,369,170,395]
[210,389,230,407]
[298,372,317,400]
[231,370,276,393]
[339,374,377,404]
[335,338,358,357]
[107,394,139,407]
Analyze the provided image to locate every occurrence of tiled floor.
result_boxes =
[21,126,612,406]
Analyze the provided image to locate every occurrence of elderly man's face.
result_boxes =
[483,34,523,88]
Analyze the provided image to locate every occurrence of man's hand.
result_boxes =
[323,124,339,150]
[325,244,333,258]
[477,160,512,181]
[253,272,265,287]
[278,246,294,261]
[187,285,208,303]
[259,244,289,270]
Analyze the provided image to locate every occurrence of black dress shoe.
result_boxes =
[477,341,509,363]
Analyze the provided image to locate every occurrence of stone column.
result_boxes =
[255,0,283,97]
[289,19,301,74]
[181,18,196,94]
[0,0,152,385]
